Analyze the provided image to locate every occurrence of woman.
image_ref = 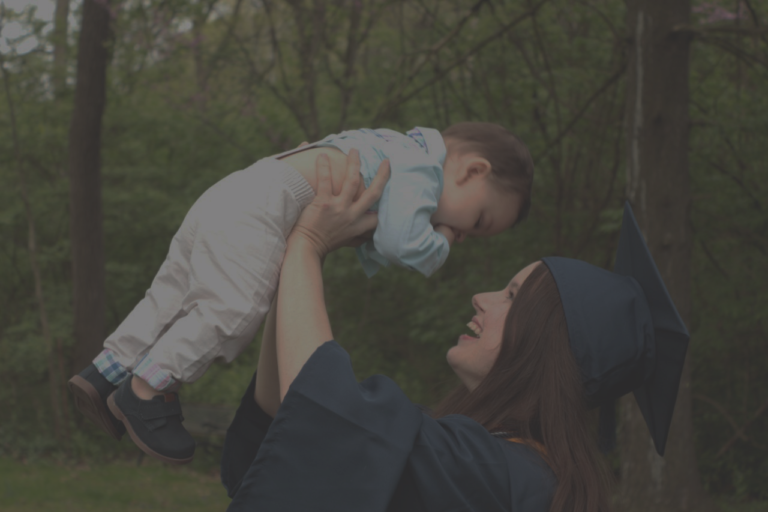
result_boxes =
[220,150,689,512]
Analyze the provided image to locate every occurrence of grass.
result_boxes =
[1,455,766,512]
[0,456,231,511]
[716,500,768,512]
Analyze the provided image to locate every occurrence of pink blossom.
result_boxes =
[693,1,748,24]
[188,33,205,48]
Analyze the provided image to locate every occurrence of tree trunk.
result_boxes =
[52,0,70,97]
[68,0,112,373]
[618,1,715,511]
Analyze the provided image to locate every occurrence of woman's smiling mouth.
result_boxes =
[466,317,482,337]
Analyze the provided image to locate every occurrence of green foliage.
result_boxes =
[688,20,768,498]
[0,0,765,503]
[0,457,231,511]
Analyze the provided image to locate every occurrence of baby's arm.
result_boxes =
[433,224,456,247]
[372,152,451,277]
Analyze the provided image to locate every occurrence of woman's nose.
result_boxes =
[472,296,482,312]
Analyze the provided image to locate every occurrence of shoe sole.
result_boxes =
[68,375,124,441]
[107,391,194,465]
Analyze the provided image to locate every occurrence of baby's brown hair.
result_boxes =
[442,122,534,226]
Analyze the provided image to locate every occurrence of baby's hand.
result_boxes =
[434,224,456,247]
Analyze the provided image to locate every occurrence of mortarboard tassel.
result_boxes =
[597,400,616,454]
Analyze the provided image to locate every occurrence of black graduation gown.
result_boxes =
[221,341,556,511]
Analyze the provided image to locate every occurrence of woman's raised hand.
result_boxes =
[288,149,391,259]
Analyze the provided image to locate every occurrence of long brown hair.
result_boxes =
[432,263,613,512]
[441,122,534,226]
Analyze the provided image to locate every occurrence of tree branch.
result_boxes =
[573,105,624,258]
[161,92,257,161]
[534,64,625,162]
[372,0,550,124]
[231,29,275,86]
[693,393,746,441]
[529,3,563,136]
[673,23,768,36]
[707,159,762,211]
[385,0,489,103]
[698,34,768,70]
[712,396,768,458]
[697,236,730,279]
[202,0,245,87]
[262,0,291,92]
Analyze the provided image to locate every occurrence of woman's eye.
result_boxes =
[507,290,515,300]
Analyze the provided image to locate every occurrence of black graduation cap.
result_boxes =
[541,202,690,456]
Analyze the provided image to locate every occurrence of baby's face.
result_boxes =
[431,152,522,243]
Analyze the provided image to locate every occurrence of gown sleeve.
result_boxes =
[219,371,275,498]
[226,341,556,512]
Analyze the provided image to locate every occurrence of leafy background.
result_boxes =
[0,0,765,504]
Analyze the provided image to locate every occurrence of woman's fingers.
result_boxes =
[315,153,333,198]
[338,217,377,249]
[290,149,389,255]
[361,214,378,236]
[341,149,362,200]
[357,158,390,212]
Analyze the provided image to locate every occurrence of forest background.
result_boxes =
[0,0,765,509]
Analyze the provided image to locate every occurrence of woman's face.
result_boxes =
[447,261,542,391]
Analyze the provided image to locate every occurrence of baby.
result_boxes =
[68,122,534,464]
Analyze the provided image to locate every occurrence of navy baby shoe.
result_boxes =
[68,364,126,441]
[107,377,195,465]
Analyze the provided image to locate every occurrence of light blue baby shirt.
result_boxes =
[285,127,449,278]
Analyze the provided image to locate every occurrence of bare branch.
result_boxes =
[742,0,761,26]
[575,0,623,41]
[573,108,624,258]
[706,159,762,211]
[534,64,625,162]
[202,0,245,87]
[700,33,768,70]
[690,219,730,278]
[700,238,730,278]
[387,0,489,101]
[693,393,747,441]
[335,0,363,131]
[231,29,275,86]
[673,23,768,36]
[442,61,480,120]
[373,0,550,124]
[159,90,258,161]
[262,0,290,92]
[264,80,312,138]
[708,396,768,457]
[530,4,563,135]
